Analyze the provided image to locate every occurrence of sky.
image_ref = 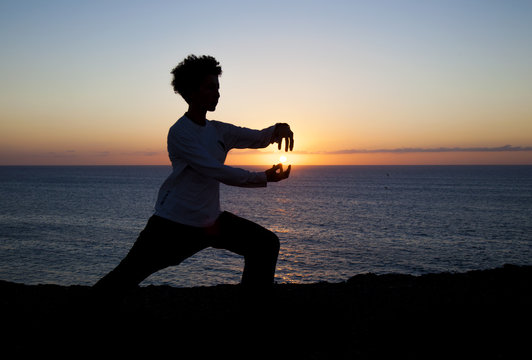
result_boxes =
[1,0,531,166]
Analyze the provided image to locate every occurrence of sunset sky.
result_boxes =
[1,0,531,165]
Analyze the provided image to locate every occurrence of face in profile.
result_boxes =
[190,74,220,112]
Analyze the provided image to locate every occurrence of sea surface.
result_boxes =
[0,165,531,287]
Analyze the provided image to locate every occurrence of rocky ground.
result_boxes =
[2,264,531,359]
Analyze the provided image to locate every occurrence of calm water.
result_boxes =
[0,165,531,287]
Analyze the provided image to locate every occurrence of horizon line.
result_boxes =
[2,163,532,167]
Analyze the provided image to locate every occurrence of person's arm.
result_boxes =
[221,122,294,153]
[225,122,293,183]
[220,122,275,150]
[169,127,267,187]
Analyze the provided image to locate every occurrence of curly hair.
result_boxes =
[171,55,222,100]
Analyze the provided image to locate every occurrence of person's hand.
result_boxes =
[265,163,291,182]
[271,123,294,152]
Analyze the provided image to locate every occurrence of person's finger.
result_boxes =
[278,163,283,174]
[284,165,291,178]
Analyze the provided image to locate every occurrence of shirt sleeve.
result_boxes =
[168,125,267,188]
[218,122,276,150]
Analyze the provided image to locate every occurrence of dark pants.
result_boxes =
[93,211,280,294]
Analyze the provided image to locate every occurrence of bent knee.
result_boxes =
[265,230,280,254]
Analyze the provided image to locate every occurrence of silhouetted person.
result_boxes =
[93,55,293,299]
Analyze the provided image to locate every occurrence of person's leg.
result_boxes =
[93,215,209,296]
[209,211,280,289]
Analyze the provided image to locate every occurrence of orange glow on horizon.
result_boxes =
[225,150,532,166]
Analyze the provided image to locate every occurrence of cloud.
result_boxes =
[230,145,532,155]
[121,151,163,157]
[324,145,532,154]
[44,150,77,158]
[95,151,111,157]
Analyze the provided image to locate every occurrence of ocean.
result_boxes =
[0,165,531,287]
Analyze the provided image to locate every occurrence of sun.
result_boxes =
[279,155,287,164]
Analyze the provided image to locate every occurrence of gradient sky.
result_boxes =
[1,0,531,165]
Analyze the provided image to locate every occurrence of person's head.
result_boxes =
[171,55,222,111]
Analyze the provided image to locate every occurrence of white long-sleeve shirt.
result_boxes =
[154,115,275,227]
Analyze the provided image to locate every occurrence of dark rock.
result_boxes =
[1,264,531,359]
